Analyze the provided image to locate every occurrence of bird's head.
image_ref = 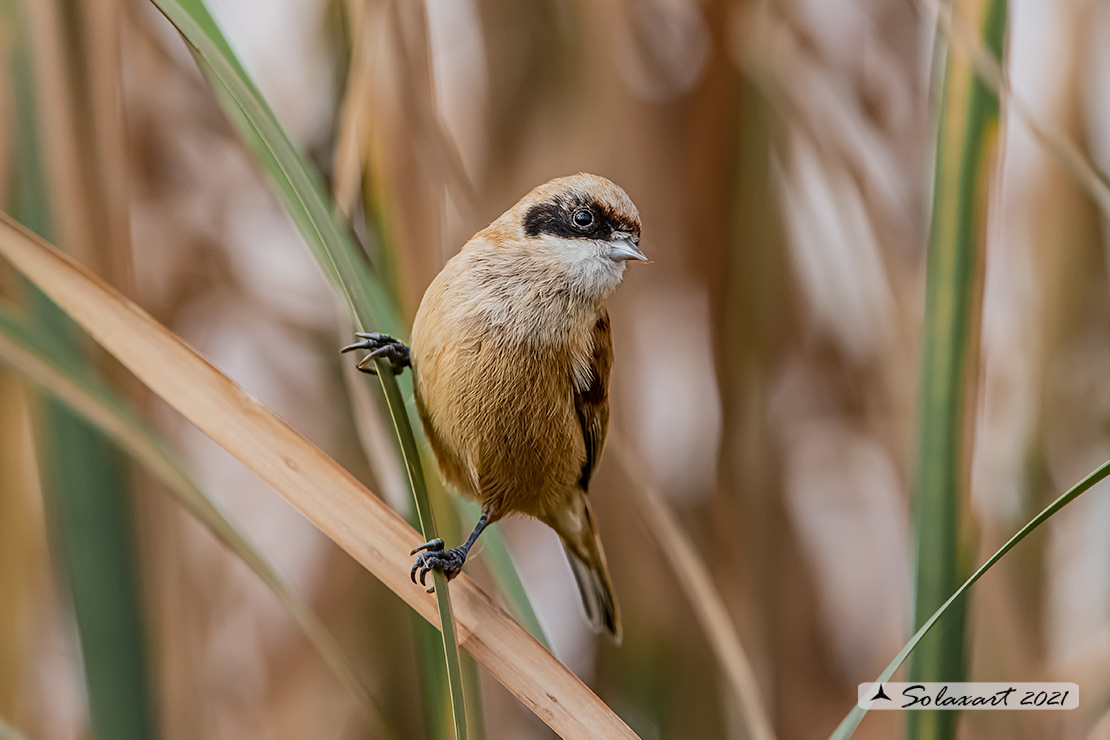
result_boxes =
[488,173,645,298]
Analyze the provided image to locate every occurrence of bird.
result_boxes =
[342,173,645,642]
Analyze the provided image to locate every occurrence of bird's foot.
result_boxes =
[340,332,411,375]
[410,538,467,592]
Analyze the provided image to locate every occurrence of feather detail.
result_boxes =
[573,309,613,490]
[558,496,622,643]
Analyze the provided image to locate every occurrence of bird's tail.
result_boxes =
[559,500,622,643]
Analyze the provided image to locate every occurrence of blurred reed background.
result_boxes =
[2,0,1110,738]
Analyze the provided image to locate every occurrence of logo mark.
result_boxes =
[870,685,892,702]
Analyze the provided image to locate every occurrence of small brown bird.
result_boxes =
[343,173,645,642]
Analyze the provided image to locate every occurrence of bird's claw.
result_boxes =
[410,538,444,556]
[340,332,411,375]
[410,539,467,592]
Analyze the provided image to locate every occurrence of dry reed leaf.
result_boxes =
[331,0,374,217]
[0,212,638,740]
[0,313,398,738]
[26,0,131,285]
[912,0,1110,214]
[0,373,39,717]
[610,437,775,740]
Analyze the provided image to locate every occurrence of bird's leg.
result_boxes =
[340,332,411,375]
[410,514,490,592]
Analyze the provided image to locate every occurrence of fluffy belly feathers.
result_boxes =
[412,333,587,521]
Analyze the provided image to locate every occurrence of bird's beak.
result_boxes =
[609,234,647,263]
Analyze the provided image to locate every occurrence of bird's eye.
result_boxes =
[572,209,594,230]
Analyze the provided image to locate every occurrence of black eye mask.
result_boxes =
[522,194,637,242]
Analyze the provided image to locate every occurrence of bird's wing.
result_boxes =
[573,308,613,491]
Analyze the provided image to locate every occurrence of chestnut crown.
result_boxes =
[519,173,642,245]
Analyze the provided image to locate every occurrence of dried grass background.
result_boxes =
[3,0,1110,738]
